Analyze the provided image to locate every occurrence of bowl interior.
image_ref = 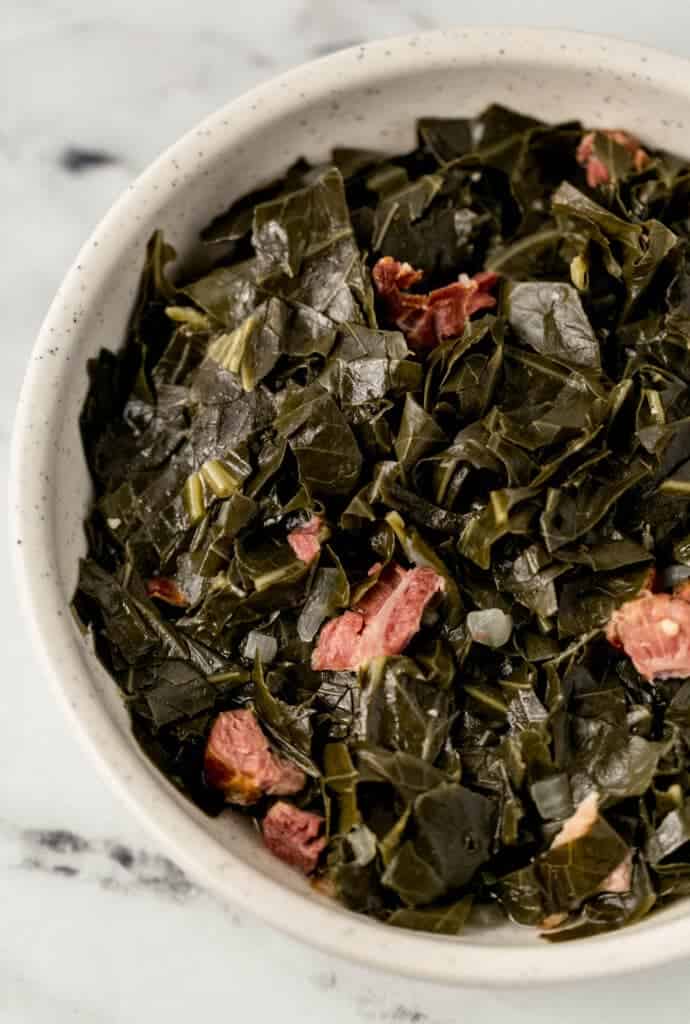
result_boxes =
[13,28,690,984]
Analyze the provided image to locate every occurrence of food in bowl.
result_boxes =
[74,103,690,942]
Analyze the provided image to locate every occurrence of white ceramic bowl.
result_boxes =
[12,27,690,985]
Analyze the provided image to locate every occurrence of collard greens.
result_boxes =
[76,106,690,941]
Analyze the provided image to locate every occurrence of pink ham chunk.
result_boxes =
[606,589,690,681]
[145,577,190,607]
[353,562,407,617]
[576,130,650,188]
[204,709,305,805]
[312,612,366,672]
[372,256,498,349]
[287,515,325,564]
[312,563,444,671]
[262,801,327,874]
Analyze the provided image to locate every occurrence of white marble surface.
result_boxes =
[5,3,690,1021]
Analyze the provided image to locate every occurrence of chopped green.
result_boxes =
[75,104,690,943]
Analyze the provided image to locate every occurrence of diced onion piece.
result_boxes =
[466,609,513,648]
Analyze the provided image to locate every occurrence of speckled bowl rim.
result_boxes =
[11,26,690,986]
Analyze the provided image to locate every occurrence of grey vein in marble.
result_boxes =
[3,821,200,901]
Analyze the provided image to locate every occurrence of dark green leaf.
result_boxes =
[497,865,546,926]
[542,857,656,942]
[646,800,690,866]
[413,783,496,892]
[540,459,650,552]
[297,561,350,643]
[182,260,261,328]
[505,281,600,369]
[382,840,446,906]
[537,816,630,911]
[252,658,317,776]
[252,167,354,281]
[418,118,473,163]
[142,659,217,728]
[394,395,448,469]
[76,104,690,941]
[276,383,362,497]
[356,746,447,803]
[329,825,384,914]
[356,657,451,762]
[388,895,473,935]
[530,774,574,821]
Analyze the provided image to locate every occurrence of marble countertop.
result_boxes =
[5,2,690,1020]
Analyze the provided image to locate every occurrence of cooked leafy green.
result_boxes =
[76,104,690,943]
